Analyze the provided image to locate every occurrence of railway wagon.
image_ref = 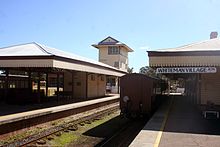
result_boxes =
[120,73,161,117]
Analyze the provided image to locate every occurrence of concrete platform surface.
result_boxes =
[129,98,172,147]
[159,97,220,147]
[130,96,220,147]
[0,94,119,125]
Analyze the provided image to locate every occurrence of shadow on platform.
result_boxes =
[144,96,220,136]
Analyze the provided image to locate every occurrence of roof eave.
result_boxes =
[0,55,127,75]
[92,44,133,52]
[148,50,220,57]
[123,44,134,52]
[91,44,100,49]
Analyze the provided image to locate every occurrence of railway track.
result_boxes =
[3,103,119,147]
[96,118,148,147]
[0,96,119,136]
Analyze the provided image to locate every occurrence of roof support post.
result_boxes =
[86,72,88,99]
[62,72,64,95]
[97,74,99,97]
[117,77,120,94]
[37,72,41,103]
[4,69,9,101]
[72,71,75,99]
[57,73,60,101]
[46,72,48,97]
[28,70,32,98]
[197,73,201,105]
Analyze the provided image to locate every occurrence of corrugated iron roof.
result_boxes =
[98,36,120,45]
[92,36,134,52]
[155,38,220,52]
[0,43,50,56]
[0,42,126,73]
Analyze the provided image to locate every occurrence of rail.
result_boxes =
[3,103,119,147]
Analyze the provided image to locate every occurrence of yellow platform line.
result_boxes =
[154,97,173,147]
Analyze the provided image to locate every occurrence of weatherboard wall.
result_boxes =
[149,56,220,67]
[98,46,128,71]
[87,74,106,98]
[64,71,106,99]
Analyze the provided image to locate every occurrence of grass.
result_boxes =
[48,118,111,146]
[47,117,109,147]
[0,111,120,147]
[49,132,78,146]
[48,111,120,146]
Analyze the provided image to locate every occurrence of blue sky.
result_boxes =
[0,0,220,72]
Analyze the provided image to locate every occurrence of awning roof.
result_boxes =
[148,38,220,67]
[0,42,126,76]
[152,38,220,53]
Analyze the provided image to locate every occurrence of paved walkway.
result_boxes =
[129,97,171,147]
[130,96,220,147]
[159,96,220,147]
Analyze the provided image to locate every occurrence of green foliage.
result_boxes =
[127,67,134,73]
[139,66,157,77]
[50,133,78,146]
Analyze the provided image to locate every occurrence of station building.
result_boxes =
[148,32,220,110]
[92,36,133,93]
[0,42,128,104]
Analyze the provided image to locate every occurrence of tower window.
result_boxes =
[108,46,120,55]
[114,61,119,68]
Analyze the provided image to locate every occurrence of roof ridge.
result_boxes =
[33,42,122,71]
[177,38,219,49]
[33,42,53,55]
[98,36,119,44]
[156,38,220,51]
[0,42,53,56]
[0,42,35,50]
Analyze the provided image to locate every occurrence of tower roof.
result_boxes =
[92,36,133,52]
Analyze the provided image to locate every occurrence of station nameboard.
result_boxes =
[156,67,217,74]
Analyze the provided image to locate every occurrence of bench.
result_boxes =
[203,110,219,119]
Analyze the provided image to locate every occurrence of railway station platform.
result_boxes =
[0,94,119,135]
[0,94,117,116]
[130,96,220,147]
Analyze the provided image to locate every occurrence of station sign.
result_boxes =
[156,67,217,74]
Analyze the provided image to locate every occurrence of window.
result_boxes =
[107,77,116,86]
[48,77,57,87]
[48,74,63,87]
[114,62,119,68]
[108,46,120,55]
[90,75,95,81]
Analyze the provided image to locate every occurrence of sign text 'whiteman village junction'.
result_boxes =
[156,67,217,74]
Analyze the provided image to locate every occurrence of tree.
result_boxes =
[139,66,157,77]
[127,67,134,73]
